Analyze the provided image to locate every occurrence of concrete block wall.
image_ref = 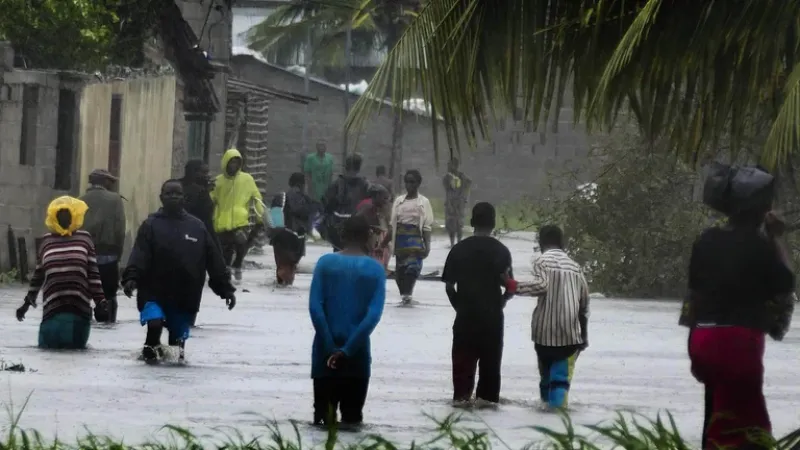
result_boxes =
[230,55,597,206]
[0,70,68,271]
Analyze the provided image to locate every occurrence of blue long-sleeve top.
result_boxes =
[309,253,386,379]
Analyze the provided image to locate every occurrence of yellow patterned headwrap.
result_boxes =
[45,196,88,236]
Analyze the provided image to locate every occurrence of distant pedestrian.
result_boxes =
[180,160,219,327]
[304,141,335,202]
[322,153,370,250]
[443,157,472,247]
[123,180,236,364]
[181,160,217,243]
[681,207,794,449]
[16,197,107,349]
[357,184,392,269]
[269,173,317,286]
[309,215,386,429]
[442,202,516,408]
[374,165,394,198]
[211,148,265,283]
[389,169,434,306]
[80,168,125,323]
[518,225,589,410]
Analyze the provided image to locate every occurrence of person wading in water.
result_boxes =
[322,154,369,251]
[681,205,794,449]
[80,169,125,323]
[123,180,236,364]
[442,202,516,409]
[309,215,386,429]
[269,173,317,286]
[518,225,590,411]
[442,157,471,247]
[180,160,219,327]
[357,184,392,271]
[388,169,434,306]
[17,197,108,349]
[211,149,265,283]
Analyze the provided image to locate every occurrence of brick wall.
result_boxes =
[176,0,232,172]
[0,69,72,271]
[230,55,598,205]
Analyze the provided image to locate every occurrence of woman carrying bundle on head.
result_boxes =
[16,196,108,349]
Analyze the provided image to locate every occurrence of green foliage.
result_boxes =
[525,128,711,298]
[346,0,800,169]
[0,269,19,285]
[2,409,800,449]
[0,0,167,70]
[245,0,420,71]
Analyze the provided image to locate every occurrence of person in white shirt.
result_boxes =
[385,170,434,306]
[518,225,589,410]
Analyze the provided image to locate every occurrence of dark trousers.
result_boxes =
[218,229,249,269]
[97,261,119,323]
[313,377,369,425]
[451,331,503,403]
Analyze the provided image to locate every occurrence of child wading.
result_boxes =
[123,180,237,363]
[441,202,516,408]
[519,225,589,410]
[16,197,108,349]
[309,215,386,429]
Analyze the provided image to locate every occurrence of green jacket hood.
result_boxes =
[221,148,243,175]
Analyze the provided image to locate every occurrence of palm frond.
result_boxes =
[348,0,800,168]
[245,0,380,69]
[346,0,636,160]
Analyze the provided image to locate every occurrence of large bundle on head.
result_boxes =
[702,162,775,216]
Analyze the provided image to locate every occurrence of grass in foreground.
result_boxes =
[4,409,800,450]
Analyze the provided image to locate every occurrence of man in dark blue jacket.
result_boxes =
[122,179,236,364]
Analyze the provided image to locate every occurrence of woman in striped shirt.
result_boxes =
[16,196,107,349]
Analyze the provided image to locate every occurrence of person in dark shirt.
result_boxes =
[269,173,318,286]
[441,202,516,408]
[180,160,220,327]
[122,179,237,364]
[322,154,370,251]
[681,208,794,449]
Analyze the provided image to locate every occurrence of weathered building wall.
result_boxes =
[0,67,74,271]
[77,77,177,249]
[231,55,595,205]
[177,0,232,173]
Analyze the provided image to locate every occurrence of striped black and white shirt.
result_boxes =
[520,249,589,347]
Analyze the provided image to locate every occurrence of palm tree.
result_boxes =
[345,0,800,171]
[246,0,421,180]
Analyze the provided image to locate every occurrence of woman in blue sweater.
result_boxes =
[309,215,386,428]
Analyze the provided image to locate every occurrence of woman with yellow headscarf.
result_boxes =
[15,196,108,349]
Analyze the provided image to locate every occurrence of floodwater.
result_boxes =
[1,234,799,447]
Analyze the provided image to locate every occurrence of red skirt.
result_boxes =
[689,326,771,449]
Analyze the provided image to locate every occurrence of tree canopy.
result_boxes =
[345,0,800,169]
[245,0,420,70]
[0,0,168,71]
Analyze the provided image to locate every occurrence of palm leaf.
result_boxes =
[347,0,800,169]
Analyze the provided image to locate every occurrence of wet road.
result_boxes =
[1,234,799,447]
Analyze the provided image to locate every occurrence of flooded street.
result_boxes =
[1,234,799,447]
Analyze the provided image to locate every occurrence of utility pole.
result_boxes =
[342,22,352,169]
[302,26,311,154]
